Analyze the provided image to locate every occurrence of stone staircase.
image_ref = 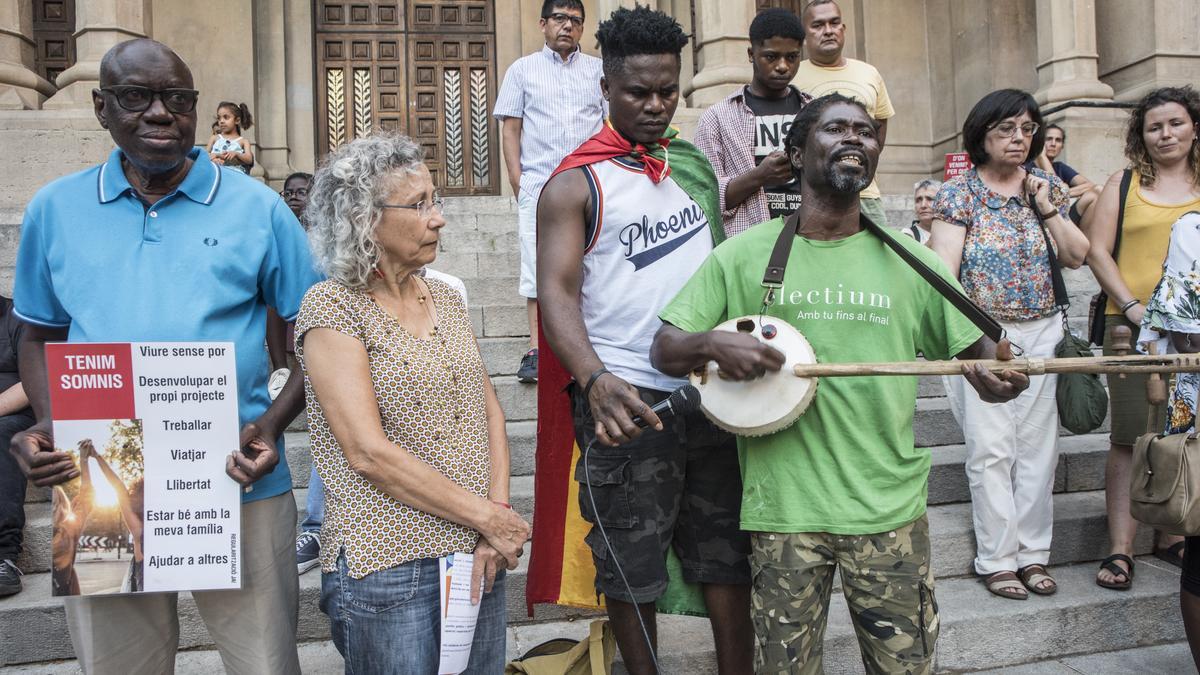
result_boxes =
[0,195,1189,672]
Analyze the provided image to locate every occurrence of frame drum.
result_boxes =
[688,316,818,436]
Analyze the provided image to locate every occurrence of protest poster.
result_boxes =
[943,151,973,180]
[47,342,241,596]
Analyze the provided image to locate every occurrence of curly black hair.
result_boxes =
[1124,85,1200,188]
[784,92,870,157]
[595,5,689,79]
[749,7,805,45]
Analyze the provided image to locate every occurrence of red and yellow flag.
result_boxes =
[524,125,724,616]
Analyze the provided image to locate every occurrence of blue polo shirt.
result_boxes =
[14,148,320,503]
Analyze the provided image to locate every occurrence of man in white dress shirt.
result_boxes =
[493,0,605,383]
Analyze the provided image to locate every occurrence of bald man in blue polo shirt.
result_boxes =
[9,39,318,674]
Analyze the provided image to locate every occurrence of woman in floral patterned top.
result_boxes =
[930,89,1090,601]
[299,133,530,673]
[1140,211,1200,433]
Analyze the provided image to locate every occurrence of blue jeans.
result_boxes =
[320,554,507,674]
[301,466,324,532]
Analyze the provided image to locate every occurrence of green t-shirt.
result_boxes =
[659,217,981,534]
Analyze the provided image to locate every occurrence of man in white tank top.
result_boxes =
[537,7,753,674]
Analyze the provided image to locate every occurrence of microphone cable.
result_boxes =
[583,436,664,674]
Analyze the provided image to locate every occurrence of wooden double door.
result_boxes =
[315,1,498,195]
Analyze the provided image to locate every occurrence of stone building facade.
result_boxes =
[0,0,1197,205]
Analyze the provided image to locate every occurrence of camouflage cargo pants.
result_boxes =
[751,514,938,674]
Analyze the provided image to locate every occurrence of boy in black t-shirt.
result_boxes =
[695,8,811,236]
[743,83,806,217]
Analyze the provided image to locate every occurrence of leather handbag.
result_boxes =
[1130,431,1200,535]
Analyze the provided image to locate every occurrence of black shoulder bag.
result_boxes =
[1087,169,1134,346]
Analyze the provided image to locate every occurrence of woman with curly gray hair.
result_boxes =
[297,132,529,673]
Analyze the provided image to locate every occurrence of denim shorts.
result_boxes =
[571,384,751,603]
[320,553,506,674]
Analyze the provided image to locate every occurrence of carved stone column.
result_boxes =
[1034,0,1125,184]
[252,0,291,184]
[0,0,56,109]
[687,0,754,107]
[1034,0,1113,104]
[283,0,316,174]
[43,0,149,110]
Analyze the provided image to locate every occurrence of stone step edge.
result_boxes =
[8,488,1148,611]
[506,555,1184,673]
[1,553,1179,670]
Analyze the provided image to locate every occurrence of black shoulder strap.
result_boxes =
[760,209,1006,345]
[858,215,1006,344]
[762,211,801,288]
[1112,168,1133,260]
[1030,195,1069,311]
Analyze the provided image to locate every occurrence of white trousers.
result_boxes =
[945,314,1063,575]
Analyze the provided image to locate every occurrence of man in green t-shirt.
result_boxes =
[651,94,1029,674]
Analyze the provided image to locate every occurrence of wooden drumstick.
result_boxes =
[1111,325,1132,379]
[789,353,1200,378]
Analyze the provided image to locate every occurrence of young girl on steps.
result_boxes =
[206,101,254,174]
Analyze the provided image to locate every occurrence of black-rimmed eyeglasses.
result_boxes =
[990,121,1040,138]
[376,197,446,219]
[99,85,200,114]
[546,12,583,26]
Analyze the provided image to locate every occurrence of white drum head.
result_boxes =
[688,316,818,437]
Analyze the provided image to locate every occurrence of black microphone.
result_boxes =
[632,384,702,428]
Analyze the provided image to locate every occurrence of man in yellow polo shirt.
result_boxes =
[793,0,895,227]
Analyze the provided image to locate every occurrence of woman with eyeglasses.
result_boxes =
[930,89,1090,601]
[297,133,530,673]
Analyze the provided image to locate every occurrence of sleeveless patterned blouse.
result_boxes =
[296,278,491,578]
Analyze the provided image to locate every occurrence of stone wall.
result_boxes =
[0,0,1196,196]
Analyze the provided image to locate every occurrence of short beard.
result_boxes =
[824,162,870,194]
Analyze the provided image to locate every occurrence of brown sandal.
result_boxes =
[1096,554,1134,590]
[981,571,1028,600]
[1018,564,1057,595]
